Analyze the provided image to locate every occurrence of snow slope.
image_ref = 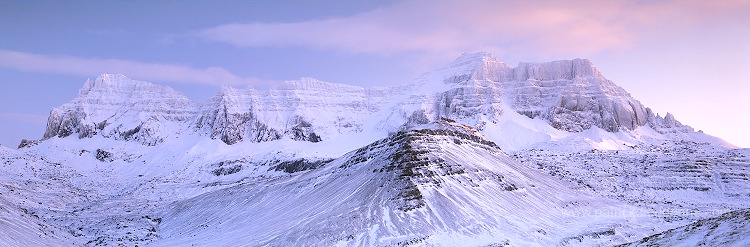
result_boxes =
[619,208,750,247]
[513,143,750,222]
[0,146,83,246]
[150,120,662,246]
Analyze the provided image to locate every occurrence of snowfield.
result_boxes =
[1,52,748,246]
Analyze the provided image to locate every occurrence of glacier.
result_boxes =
[2,52,749,246]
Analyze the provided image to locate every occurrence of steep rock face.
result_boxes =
[252,78,374,141]
[195,86,281,145]
[388,53,508,130]
[392,53,653,134]
[475,54,649,132]
[42,74,198,145]
[395,85,505,131]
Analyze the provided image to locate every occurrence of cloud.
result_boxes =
[0,49,263,86]
[192,0,749,56]
[0,112,47,124]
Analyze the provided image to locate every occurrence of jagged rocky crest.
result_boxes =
[38,53,700,147]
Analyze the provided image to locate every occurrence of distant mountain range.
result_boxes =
[39,52,727,150]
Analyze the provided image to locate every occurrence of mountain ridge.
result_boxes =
[32,52,732,150]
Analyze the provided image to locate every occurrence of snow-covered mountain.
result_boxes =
[193,78,404,144]
[150,120,662,246]
[42,74,198,146]
[38,52,726,151]
[3,52,749,246]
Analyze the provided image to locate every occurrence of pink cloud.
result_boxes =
[0,50,266,86]
[193,0,749,56]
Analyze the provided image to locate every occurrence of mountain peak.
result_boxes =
[444,52,510,72]
[82,73,137,89]
[455,51,499,62]
[78,73,180,98]
[414,52,512,90]
[96,73,130,82]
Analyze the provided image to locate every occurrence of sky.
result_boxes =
[0,0,748,148]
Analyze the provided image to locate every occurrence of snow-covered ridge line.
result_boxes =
[34,52,718,149]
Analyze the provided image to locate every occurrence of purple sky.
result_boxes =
[1,0,749,148]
